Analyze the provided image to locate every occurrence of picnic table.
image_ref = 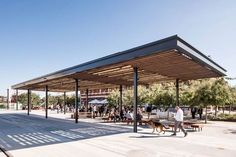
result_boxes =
[168,121,203,131]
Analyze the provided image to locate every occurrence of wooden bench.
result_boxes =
[80,112,92,118]
[139,119,149,125]
[169,122,198,131]
[71,112,92,119]
[168,124,175,131]
[102,117,110,122]
[125,119,148,125]
[125,119,133,125]
[183,121,197,129]
[168,123,182,132]
[191,124,203,132]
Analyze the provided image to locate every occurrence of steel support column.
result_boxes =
[27,89,31,115]
[176,79,179,106]
[7,89,9,110]
[86,89,88,112]
[119,85,123,113]
[75,79,79,123]
[63,92,66,114]
[133,67,138,133]
[16,89,18,110]
[45,86,48,118]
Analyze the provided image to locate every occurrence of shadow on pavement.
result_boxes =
[0,113,131,151]
[129,132,185,138]
[228,129,236,134]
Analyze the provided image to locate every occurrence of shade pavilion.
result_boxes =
[12,35,226,132]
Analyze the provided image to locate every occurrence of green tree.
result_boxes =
[18,93,28,107]
[49,95,59,106]
[107,89,119,108]
[42,94,78,108]
[138,86,149,106]
[106,77,235,122]
[31,93,41,107]
[66,94,77,107]
[123,89,133,107]
[18,93,41,109]
[208,78,230,116]
[228,87,236,114]
[149,83,175,109]
[193,80,213,123]
[180,91,194,106]
[107,86,149,108]
[180,80,202,107]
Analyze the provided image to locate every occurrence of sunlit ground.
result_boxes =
[0,110,235,157]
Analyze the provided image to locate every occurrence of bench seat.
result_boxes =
[191,124,203,131]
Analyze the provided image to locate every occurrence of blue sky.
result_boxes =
[0,0,236,96]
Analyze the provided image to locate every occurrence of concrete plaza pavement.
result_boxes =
[0,110,236,157]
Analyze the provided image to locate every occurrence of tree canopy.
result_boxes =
[18,93,41,108]
[107,78,236,112]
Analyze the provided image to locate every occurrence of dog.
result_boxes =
[147,119,169,134]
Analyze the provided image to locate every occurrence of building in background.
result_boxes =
[0,96,7,103]
[80,88,113,105]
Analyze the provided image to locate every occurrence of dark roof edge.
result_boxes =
[34,35,179,77]
[176,36,226,72]
[12,35,178,89]
[12,35,227,89]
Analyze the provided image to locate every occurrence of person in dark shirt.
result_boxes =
[198,108,203,120]
[191,107,197,119]
[146,105,152,119]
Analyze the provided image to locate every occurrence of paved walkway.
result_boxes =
[0,110,236,157]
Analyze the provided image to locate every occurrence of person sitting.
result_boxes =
[111,109,119,122]
[126,111,134,121]
[120,109,124,121]
[137,110,143,124]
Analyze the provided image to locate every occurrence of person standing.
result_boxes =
[56,104,60,114]
[146,105,152,119]
[171,106,187,137]
[191,107,197,119]
[198,108,203,120]
[120,108,124,121]
[93,105,97,118]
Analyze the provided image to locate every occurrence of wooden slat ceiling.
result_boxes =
[19,49,221,92]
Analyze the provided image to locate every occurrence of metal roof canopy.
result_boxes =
[12,35,226,92]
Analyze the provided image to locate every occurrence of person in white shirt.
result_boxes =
[171,106,187,137]
[125,111,134,120]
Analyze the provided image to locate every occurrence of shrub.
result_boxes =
[0,104,6,109]
[211,113,236,121]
